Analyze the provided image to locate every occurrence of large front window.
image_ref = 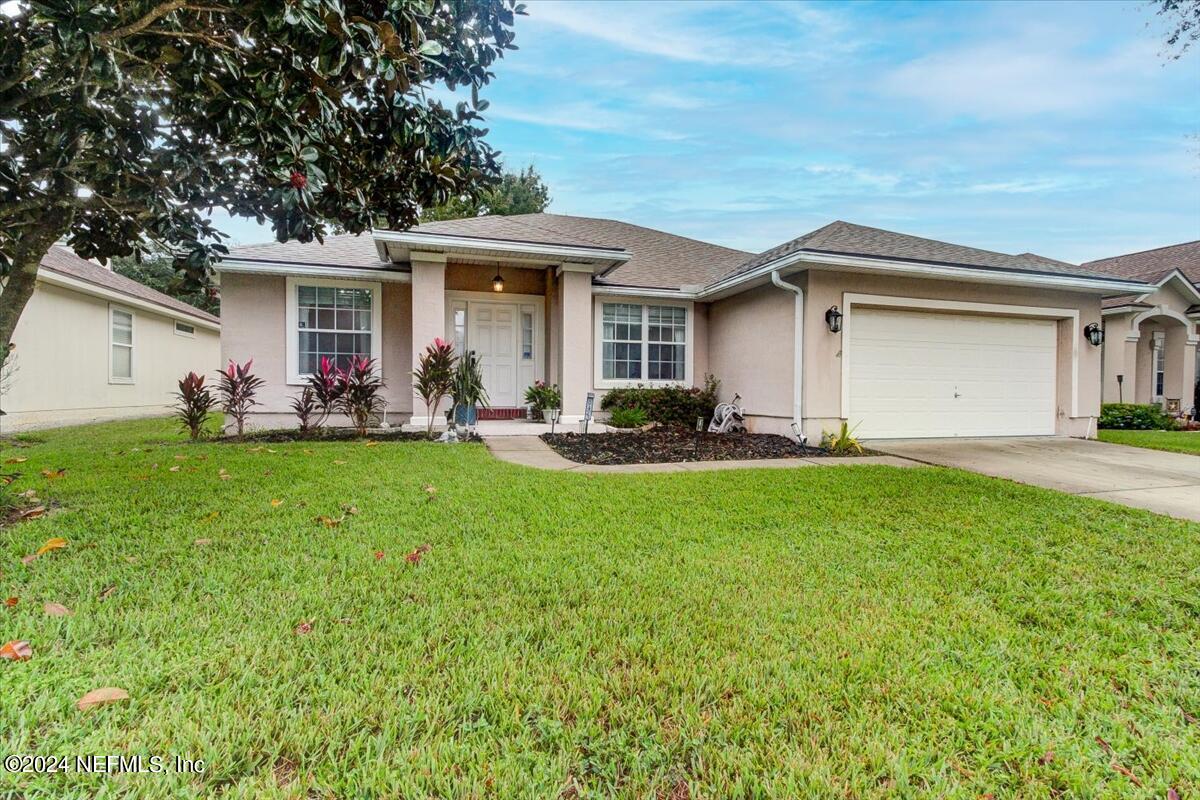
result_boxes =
[287,278,381,381]
[600,302,688,382]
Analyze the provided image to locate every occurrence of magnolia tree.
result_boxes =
[0,0,523,370]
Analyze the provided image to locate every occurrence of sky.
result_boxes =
[222,0,1200,265]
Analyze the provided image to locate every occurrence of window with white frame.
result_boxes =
[1152,333,1166,399]
[110,307,133,383]
[600,302,688,383]
[521,310,534,360]
[288,279,380,380]
[174,320,195,337]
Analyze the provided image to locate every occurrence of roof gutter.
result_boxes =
[372,230,631,267]
[700,249,1153,298]
[215,259,412,283]
[770,270,805,442]
[37,270,220,330]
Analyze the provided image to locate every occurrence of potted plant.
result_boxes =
[450,350,488,431]
[523,380,561,422]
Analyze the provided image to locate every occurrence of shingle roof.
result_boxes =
[228,233,387,269]
[1081,241,1200,287]
[716,220,1121,283]
[412,213,750,289]
[40,247,219,324]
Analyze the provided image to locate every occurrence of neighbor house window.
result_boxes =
[286,278,381,382]
[174,321,195,337]
[600,302,689,383]
[110,306,133,383]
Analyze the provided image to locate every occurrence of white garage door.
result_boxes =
[847,308,1057,439]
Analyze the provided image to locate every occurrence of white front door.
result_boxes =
[470,302,519,407]
[847,308,1057,438]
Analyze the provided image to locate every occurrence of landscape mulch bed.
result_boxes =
[215,429,482,444]
[541,428,877,465]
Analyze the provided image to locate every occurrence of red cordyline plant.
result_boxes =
[412,337,455,437]
[336,355,386,437]
[215,358,265,438]
[289,386,319,434]
[174,372,215,441]
[301,356,345,431]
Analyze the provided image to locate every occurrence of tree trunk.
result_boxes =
[0,222,69,370]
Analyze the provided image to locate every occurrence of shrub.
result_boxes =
[600,374,720,427]
[215,358,264,438]
[305,356,345,431]
[1098,403,1177,431]
[608,406,648,429]
[336,356,385,437]
[290,387,319,434]
[451,351,488,425]
[174,372,215,440]
[821,421,864,455]
[523,380,561,420]
[413,338,455,437]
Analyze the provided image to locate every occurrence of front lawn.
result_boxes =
[2,418,1198,798]
[1098,428,1200,455]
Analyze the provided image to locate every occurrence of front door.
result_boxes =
[469,302,518,407]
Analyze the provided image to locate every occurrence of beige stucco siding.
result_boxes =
[3,280,219,431]
[219,272,412,428]
[1100,279,1198,408]
[707,283,796,425]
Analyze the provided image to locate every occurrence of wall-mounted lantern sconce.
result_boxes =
[824,305,843,333]
[1084,322,1104,347]
[492,268,505,293]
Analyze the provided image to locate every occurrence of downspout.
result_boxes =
[770,270,804,442]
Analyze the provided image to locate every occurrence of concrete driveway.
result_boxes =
[873,437,1200,522]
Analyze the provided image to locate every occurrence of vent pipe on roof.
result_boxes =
[770,270,804,442]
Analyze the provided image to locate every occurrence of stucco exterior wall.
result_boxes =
[1100,280,1199,410]
[804,270,1103,439]
[3,280,219,432]
[707,282,796,433]
[219,272,412,429]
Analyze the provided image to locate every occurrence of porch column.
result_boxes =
[410,252,447,426]
[557,266,592,420]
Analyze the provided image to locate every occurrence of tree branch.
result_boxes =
[93,0,192,44]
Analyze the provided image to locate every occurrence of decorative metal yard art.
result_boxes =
[707,393,747,434]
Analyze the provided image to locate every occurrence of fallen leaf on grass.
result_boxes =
[194,538,212,546]
[374,551,385,561]
[1169,788,1180,800]
[218,469,231,481]
[1110,763,1141,787]
[270,498,284,508]
[273,756,298,788]
[314,515,344,528]
[335,617,353,625]
[405,543,432,564]
[76,687,129,710]
[124,556,137,564]
[174,454,187,461]
[1094,736,1113,756]
[332,459,347,466]
[168,465,181,473]
[340,504,359,515]
[36,537,68,556]
[295,621,313,635]
[18,505,46,520]
[1038,751,1054,765]
[1,473,19,486]
[200,511,219,522]
[1182,707,1198,725]
[0,640,32,661]
[98,585,116,601]
[4,456,27,464]
[4,597,16,607]
[423,484,437,501]
[364,440,379,447]
[43,602,72,617]
[20,554,37,565]
[41,468,67,479]
[19,489,37,499]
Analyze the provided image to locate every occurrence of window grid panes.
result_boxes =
[647,305,686,380]
[111,309,133,380]
[297,285,373,374]
[1154,339,1165,397]
[521,311,534,360]
[602,303,643,380]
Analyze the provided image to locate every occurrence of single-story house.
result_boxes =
[1,247,221,432]
[216,214,1151,440]
[1081,241,1200,413]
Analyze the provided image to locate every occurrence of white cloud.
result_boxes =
[488,101,688,141]
[882,35,1161,119]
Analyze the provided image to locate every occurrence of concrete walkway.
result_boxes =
[874,436,1200,522]
[485,435,916,473]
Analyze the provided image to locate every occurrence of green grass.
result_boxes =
[1098,428,1200,455]
[2,417,1198,799]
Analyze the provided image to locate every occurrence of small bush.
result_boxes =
[290,387,319,434]
[306,356,346,431]
[412,338,455,437]
[608,406,648,429]
[336,356,386,437]
[174,372,215,440]
[215,358,264,438]
[821,421,864,455]
[1098,403,1177,431]
[600,374,720,427]
[523,380,561,420]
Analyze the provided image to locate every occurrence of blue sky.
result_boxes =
[225,0,1200,264]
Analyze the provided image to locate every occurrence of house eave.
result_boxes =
[699,250,1152,300]
[214,258,412,283]
[37,269,221,330]
[372,230,630,273]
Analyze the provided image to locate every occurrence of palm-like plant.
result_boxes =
[821,421,864,455]
[450,350,489,428]
[412,338,455,437]
[174,372,215,441]
[215,358,265,438]
[336,356,386,437]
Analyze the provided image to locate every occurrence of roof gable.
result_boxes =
[1082,240,1200,286]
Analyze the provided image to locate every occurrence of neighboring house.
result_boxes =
[1,247,220,432]
[216,215,1149,440]
[1081,242,1200,414]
